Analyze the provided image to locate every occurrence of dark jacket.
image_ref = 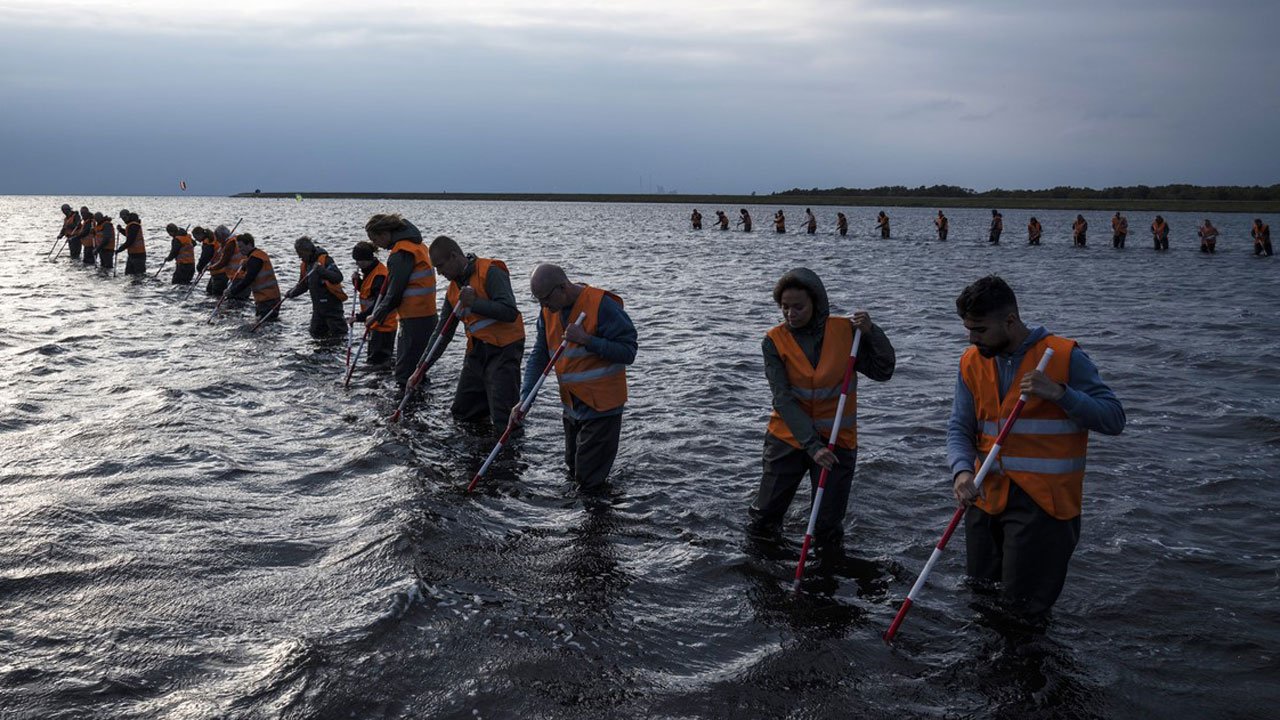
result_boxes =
[371,220,426,323]
[762,268,896,455]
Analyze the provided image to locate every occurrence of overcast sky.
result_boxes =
[2,0,1277,195]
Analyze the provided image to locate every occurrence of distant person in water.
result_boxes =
[163,224,196,284]
[748,267,895,557]
[876,211,890,239]
[67,207,93,260]
[116,210,147,275]
[1198,219,1219,254]
[1252,218,1273,256]
[690,209,702,230]
[57,204,80,255]
[774,210,786,234]
[715,211,730,230]
[836,212,848,237]
[935,211,949,241]
[1072,215,1088,247]
[803,208,817,235]
[949,275,1125,623]
[286,236,348,339]
[1151,216,1170,251]
[737,209,753,232]
[1028,217,1042,245]
[1111,212,1128,249]
[94,212,116,269]
[989,210,1003,245]
[224,233,282,322]
[82,212,103,265]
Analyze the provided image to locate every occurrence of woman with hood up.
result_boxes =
[748,268,896,558]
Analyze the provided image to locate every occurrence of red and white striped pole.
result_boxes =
[343,274,392,388]
[792,327,863,590]
[466,311,586,493]
[883,347,1055,643]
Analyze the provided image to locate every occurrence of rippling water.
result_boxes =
[2,196,1277,719]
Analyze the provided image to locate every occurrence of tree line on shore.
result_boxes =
[775,184,1280,203]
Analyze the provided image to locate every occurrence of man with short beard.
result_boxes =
[948,275,1125,623]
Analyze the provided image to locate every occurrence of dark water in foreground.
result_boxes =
[2,196,1277,719]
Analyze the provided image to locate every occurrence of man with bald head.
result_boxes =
[514,264,637,491]
[426,235,525,427]
[57,204,80,256]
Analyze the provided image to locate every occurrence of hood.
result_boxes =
[390,219,423,244]
[777,267,830,333]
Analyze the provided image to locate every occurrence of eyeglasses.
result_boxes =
[533,282,563,303]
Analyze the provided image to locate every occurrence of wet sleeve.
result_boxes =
[117,226,136,252]
[946,370,979,478]
[227,256,262,297]
[855,322,896,382]
[584,296,637,365]
[520,313,550,400]
[196,243,212,272]
[764,335,825,456]
[470,265,519,323]
[1056,347,1126,436]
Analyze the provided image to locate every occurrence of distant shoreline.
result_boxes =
[229,191,1280,213]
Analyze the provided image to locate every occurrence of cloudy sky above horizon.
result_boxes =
[2,0,1277,195]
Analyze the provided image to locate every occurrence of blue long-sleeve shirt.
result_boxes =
[947,326,1125,478]
[522,293,638,420]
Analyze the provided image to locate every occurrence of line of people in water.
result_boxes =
[52,207,640,493]
[687,207,1274,255]
[51,202,1139,629]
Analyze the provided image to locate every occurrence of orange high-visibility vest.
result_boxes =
[247,248,280,303]
[203,237,226,276]
[544,285,627,413]
[359,263,398,333]
[765,316,858,450]
[446,258,525,350]
[175,235,195,265]
[126,221,145,255]
[61,213,78,236]
[961,334,1090,520]
[93,220,113,252]
[390,239,437,318]
[300,253,347,301]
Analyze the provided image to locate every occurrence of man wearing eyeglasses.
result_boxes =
[513,264,638,491]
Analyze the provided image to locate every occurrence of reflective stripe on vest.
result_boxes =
[391,239,437,318]
[961,334,1089,520]
[359,262,397,332]
[176,235,195,264]
[248,248,280,302]
[544,285,628,413]
[444,257,525,350]
[765,316,858,450]
[126,221,145,254]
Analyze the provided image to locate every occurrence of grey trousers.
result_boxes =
[748,433,857,549]
[452,339,524,427]
[394,315,438,385]
[964,480,1081,620]
[562,412,622,492]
